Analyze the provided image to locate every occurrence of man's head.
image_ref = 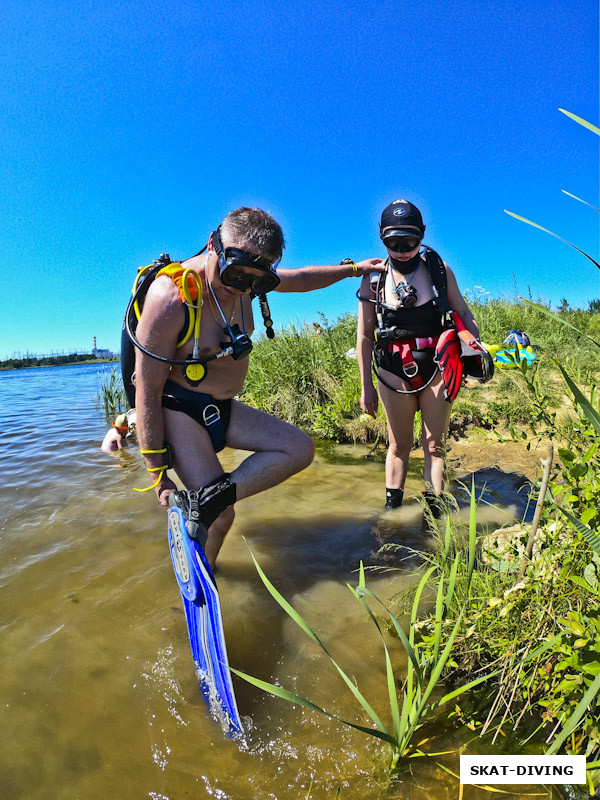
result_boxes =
[221,207,285,261]
[209,207,285,295]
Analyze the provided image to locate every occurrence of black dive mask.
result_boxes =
[381,230,423,253]
[212,228,281,294]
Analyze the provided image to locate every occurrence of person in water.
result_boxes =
[101,409,136,452]
[356,199,480,513]
[129,206,383,567]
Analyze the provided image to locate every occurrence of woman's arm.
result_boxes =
[356,275,379,417]
[446,266,480,339]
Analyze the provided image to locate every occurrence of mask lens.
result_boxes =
[383,235,421,253]
[221,266,255,291]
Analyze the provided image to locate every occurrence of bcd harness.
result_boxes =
[123,250,276,393]
[359,246,492,401]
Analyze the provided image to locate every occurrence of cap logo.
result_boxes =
[393,207,409,217]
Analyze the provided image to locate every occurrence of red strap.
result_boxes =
[390,339,424,388]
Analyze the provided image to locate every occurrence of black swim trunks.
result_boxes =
[161,379,232,452]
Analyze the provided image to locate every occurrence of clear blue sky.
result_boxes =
[1,0,598,358]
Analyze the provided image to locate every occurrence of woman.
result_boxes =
[357,199,480,513]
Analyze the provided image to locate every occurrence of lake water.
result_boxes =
[0,363,554,799]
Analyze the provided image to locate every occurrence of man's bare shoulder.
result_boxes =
[140,275,186,331]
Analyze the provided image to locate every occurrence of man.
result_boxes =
[131,207,383,567]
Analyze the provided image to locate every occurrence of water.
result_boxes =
[0,364,552,800]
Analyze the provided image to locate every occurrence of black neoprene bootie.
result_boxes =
[169,475,237,547]
[423,490,444,520]
[385,488,404,509]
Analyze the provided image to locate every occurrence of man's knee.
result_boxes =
[289,429,315,472]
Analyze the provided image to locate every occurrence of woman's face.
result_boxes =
[381,226,422,263]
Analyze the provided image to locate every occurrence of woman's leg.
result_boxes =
[378,381,418,504]
[418,373,452,495]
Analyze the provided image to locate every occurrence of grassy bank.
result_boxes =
[240,296,600,444]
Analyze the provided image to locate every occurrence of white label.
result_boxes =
[169,511,190,583]
[460,755,586,784]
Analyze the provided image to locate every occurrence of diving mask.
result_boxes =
[381,230,423,253]
[212,228,281,294]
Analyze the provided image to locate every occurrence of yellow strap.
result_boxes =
[352,263,358,276]
[140,448,167,454]
[134,465,167,492]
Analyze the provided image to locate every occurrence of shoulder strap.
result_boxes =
[423,246,450,315]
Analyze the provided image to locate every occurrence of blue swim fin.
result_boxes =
[167,498,243,738]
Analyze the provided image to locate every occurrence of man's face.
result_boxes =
[208,229,281,295]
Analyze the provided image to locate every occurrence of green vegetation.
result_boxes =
[94,297,600,437]
[97,366,128,418]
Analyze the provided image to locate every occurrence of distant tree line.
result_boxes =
[0,353,118,370]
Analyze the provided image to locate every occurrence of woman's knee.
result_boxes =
[423,437,446,459]
[388,439,412,461]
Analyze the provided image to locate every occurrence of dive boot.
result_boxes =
[168,474,237,548]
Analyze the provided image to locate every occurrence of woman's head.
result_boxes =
[379,199,425,260]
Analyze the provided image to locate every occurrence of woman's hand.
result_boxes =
[360,384,379,418]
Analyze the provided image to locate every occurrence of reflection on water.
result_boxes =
[0,364,553,799]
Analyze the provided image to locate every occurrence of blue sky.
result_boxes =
[1,0,597,358]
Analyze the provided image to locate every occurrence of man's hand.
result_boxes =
[155,475,177,507]
[354,257,385,275]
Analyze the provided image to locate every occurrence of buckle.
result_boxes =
[404,361,418,378]
[202,404,221,427]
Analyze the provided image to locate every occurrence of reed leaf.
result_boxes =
[444,556,459,616]
[229,666,399,748]
[518,298,600,349]
[467,477,477,588]
[247,546,391,737]
[559,108,600,135]
[504,211,600,270]
[562,189,600,213]
[346,582,402,737]
[558,365,600,436]
[432,567,446,664]
[355,581,423,686]
[546,670,600,755]
[558,508,600,558]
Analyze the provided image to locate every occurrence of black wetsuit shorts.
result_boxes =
[161,379,232,453]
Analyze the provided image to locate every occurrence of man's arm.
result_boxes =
[134,278,184,505]
[275,258,384,293]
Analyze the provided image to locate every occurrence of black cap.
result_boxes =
[380,199,425,234]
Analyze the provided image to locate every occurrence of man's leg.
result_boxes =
[163,402,315,565]
[225,400,315,499]
[163,407,235,567]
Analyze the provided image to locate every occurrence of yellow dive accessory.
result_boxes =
[132,262,203,349]
[135,446,173,492]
